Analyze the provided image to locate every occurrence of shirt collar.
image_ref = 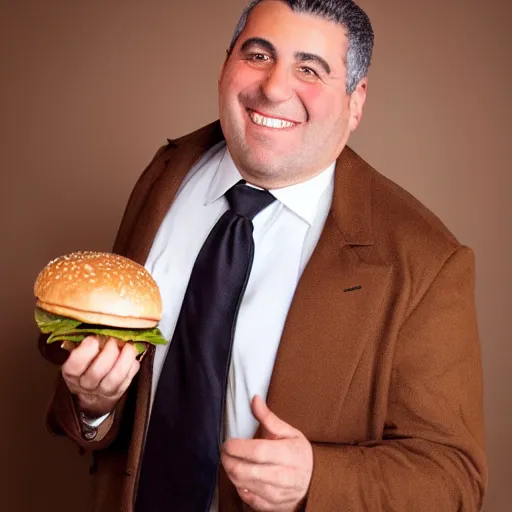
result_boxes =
[205,145,245,205]
[206,146,335,226]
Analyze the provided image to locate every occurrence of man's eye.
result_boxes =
[298,66,319,77]
[247,53,270,62]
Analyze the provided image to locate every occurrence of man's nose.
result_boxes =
[260,64,293,103]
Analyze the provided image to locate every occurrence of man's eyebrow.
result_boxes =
[239,39,331,75]
[295,52,331,75]
[240,37,277,59]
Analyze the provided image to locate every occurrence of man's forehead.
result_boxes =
[240,1,348,52]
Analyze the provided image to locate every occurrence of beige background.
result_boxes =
[0,0,509,510]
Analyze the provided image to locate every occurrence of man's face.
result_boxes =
[218,0,367,188]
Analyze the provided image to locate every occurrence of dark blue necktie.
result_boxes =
[135,181,275,512]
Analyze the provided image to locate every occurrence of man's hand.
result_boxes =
[61,336,140,417]
[221,395,313,511]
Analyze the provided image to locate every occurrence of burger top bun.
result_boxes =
[34,251,162,329]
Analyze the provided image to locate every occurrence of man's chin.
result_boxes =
[236,154,292,184]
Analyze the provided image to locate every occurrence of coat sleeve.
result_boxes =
[304,246,487,511]
[40,144,170,451]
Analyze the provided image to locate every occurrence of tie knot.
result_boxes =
[225,181,275,220]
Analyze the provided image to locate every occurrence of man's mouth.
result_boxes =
[247,109,299,129]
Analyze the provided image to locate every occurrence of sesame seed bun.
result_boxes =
[34,251,162,329]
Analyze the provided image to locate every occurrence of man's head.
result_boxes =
[218,0,374,188]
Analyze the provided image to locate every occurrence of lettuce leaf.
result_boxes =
[35,308,81,334]
[35,307,167,352]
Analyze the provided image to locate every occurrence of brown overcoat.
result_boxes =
[40,121,487,511]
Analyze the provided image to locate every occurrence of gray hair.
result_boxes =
[228,0,374,94]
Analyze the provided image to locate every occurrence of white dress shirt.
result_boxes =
[145,142,334,440]
[141,141,334,510]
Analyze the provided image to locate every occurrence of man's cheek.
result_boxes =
[296,84,325,110]
[299,86,345,125]
[226,63,264,91]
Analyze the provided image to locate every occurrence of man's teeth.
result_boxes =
[249,111,295,129]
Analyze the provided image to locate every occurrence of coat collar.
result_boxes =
[331,146,374,246]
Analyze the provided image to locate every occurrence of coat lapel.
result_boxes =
[265,147,393,441]
[123,122,225,265]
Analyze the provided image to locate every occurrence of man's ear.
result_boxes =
[348,78,368,132]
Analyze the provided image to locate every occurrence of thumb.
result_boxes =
[251,395,298,440]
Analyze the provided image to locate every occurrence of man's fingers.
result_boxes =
[226,456,301,510]
[237,486,290,511]
[238,485,297,511]
[222,438,291,465]
[222,423,313,511]
[251,395,298,440]
[62,336,101,381]
[114,358,141,397]
[222,452,300,492]
[99,343,139,396]
[59,336,141,417]
[78,338,121,391]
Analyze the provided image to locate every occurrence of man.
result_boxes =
[40,1,487,511]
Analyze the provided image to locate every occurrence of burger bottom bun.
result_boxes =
[36,299,158,329]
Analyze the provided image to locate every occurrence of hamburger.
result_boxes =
[34,251,167,356]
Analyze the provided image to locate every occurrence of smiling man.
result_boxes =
[219,1,367,189]
[40,1,487,511]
